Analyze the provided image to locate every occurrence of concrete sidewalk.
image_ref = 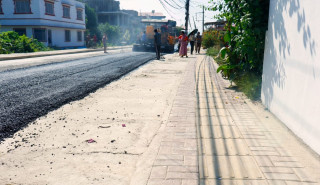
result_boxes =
[0,45,132,61]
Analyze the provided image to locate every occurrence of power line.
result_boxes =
[162,0,183,10]
[185,0,190,32]
[158,0,179,19]
[167,0,184,9]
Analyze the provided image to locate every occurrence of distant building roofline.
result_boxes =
[204,21,227,26]
[97,11,130,15]
[141,19,171,23]
[138,12,165,17]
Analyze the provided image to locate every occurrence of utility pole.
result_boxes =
[185,0,190,33]
[202,6,205,34]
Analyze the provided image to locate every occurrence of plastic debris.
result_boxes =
[122,124,126,127]
[98,126,111,129]
[86,139,96,143]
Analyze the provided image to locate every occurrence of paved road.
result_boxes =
[0,52,155,139]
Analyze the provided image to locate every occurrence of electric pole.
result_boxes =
[202,6,205,34]
[185,0,190,33]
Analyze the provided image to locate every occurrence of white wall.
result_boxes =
[0,0,41,19]
[51,28,84,47]
[0,0,85,29]
[262,0,320,154]
[0,0,85,48]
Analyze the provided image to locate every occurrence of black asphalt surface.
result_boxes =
[0,52,155,140]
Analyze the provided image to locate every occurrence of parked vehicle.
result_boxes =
[133,19,176,53]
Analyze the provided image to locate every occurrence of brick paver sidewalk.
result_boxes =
[145,54,320,185]
[196,55,320,185]
[146,55,198,185]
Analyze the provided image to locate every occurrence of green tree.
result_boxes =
[209,0,270,77]
[122,29,130,43]
[98,23,121,45]
[85,4,98,35]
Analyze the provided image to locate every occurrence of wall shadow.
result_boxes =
[262,0,317,108]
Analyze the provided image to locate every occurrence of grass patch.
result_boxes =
[206,46,224,64]
[207,47,261,101]
[234,73,261,100]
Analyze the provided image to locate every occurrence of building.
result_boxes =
[0,0,86,48]
[204,21,227,31]
[138,11,166,20]
[85,0,130,26]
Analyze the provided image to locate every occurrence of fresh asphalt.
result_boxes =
[0,52,155,140]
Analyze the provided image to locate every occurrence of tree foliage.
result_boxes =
[98,23,121,44]
[0,31,49,54]
[202,30,225,49]
[209,0,270,80]
[85,4,98,33]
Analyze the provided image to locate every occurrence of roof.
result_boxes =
[97,11,130,16]
[141,19,169,23]
[138,12,165,17]
[204,21,227,26]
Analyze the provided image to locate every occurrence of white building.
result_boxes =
[0,0,86,48]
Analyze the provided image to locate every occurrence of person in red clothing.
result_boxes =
[179,31,188,58]
[93,34,97,45]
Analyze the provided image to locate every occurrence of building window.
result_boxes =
[45,1,54,16]
[0,0,3,14]
[76,8,83,20]
[77,31,82,41]
[65,30,71,42]
[33,28,46,42]
[14,28,27,36]
[62,5,70,18]
[14,0,32,14]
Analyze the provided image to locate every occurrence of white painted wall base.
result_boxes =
[262,0,320,154]
[0,26,85,48]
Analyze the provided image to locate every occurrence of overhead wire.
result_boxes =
[162,0,183,9]
[159,0,213,28]
[158,0,180,19]
[167,0,184,9]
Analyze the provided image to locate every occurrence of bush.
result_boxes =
[210,0,270,78]
[234,73,262,100]
[0,31,49,54]
[202,30,225,49]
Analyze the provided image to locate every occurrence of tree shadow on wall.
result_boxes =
[262,0,317,108]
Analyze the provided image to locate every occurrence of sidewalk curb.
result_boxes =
[0,46,132,61]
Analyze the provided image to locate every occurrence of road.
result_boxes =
[0,52,155,139]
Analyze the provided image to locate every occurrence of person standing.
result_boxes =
[93,34,97,46]
[141,31,147,44]
[189,34,195,55]
[195,32,202,54]
[179,31,188,58]
[102,34,108,53]
[154,29,161,60]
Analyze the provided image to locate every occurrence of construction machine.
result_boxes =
[133,19,176,53]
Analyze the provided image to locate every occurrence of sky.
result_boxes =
[119,0,218,33]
